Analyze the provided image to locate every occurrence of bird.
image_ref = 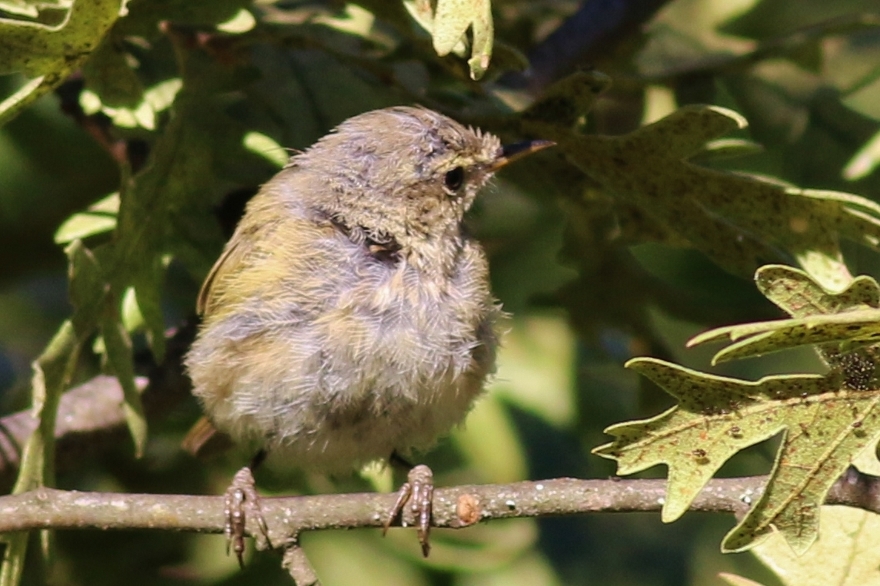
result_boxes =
[184,105,553,563]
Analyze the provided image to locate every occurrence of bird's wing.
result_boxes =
[197,223,258,316]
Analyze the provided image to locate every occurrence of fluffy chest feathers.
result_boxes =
[186,191,500,471]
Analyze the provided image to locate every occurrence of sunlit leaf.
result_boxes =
[690,310,880,364]
[215,7,255,33]
[750,506,880,586]
[689,267,880,366]
[844,129,880,181]
[755,265,880,318]
[0,1,39,17]
[594,357,880,554]
[719,574,767,586]
[0,0,126,125]
[243,131,288,168]
[404,0,494,80]
[0,0,125,77]
[54,193,120,244]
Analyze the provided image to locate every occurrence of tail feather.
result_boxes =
[182,415,234,459]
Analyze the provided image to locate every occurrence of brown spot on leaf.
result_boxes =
[789,216,810,233]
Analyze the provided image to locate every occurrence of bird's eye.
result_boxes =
[444,167,465,192]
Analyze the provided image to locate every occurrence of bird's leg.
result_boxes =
[225,449,271,567]
[383,452,435,557]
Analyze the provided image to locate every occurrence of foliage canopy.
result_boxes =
[3,0,880,585]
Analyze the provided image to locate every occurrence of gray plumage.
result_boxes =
[186,107,505,473]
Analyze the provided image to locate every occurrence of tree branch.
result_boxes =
[0,323,195,491]
[282,543,319,586]
[501,0,673,93]
[2,470,880,541]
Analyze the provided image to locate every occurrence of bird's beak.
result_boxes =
[488,139,555,172]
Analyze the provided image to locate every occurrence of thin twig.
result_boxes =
[282,542,321,586]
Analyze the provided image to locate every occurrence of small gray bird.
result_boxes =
[184,106,552,562]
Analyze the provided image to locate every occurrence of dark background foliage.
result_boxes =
[2,0,880,584]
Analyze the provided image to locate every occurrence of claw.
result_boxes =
[223,466,270,567]
[383,464,434,557]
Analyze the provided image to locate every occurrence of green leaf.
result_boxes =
[0,0,126,125]
[0,534,28,586]
[16,321,79,490]
[65,241,147,450]
[54,193,119,244]
[692,138,765,162]
[690,310,880,365]
[129,265,166,362]
[404,0,494,80]
[0,75,54,127]
[100,316,146,456]
[113,0,250,37]
[748,506,880,586]
[215,7,256,34]
[243,131,288,168]
[689,266,880,367]
[718,574,767,586]
[81,34,144,109]
[66,240,109,338]
[594,357,880,554]
[0,1,39,17]
[520,70,613,129]
[844,129,880,181]
[1,321,80,585]
[521,96,880,290]
[120,286,144,332]
[755,265,880,319]
[0,0,125,76]
[98,41,244,363]
[79,78,182,131]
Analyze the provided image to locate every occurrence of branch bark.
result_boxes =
[500,0,673,93]
[0,323,195,491]
[2,470,880,540]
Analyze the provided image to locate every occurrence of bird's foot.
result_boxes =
[224,466,270,567]
[383,464,434,557]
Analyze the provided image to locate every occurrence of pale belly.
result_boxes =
[188,258,499,474]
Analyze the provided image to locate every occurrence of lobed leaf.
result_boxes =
[0,0,124,77]
[594,357,880,554]
[690,267,880,366]
[518,78,880,289]
[754,265,880,318]
[520,70,613,130]
[0,0,126,125]
[690,310,880,364]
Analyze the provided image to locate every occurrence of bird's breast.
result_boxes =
[187,228,499,472]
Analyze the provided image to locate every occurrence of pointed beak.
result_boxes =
[488,139,555,172]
